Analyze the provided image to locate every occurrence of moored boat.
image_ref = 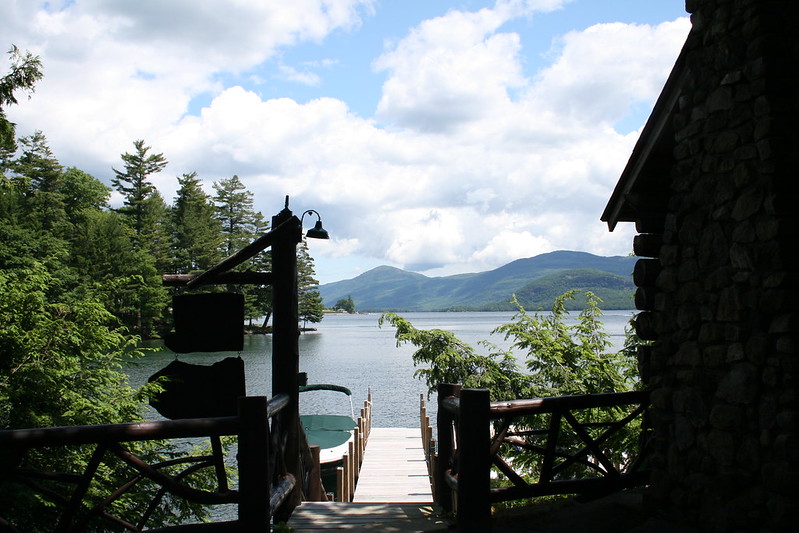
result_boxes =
[299,384,357,495]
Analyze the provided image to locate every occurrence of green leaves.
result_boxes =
[381,290,640,402]
[1,46,43,154]
[381,291,644,488]
[378,312,528,401]
[0,262,145,429]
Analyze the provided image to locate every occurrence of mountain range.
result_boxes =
[318,250,637,312]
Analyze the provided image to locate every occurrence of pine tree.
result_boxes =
[111,140,169,335]
[245,211,272,328]
[212,176,274,325]
[212,175,258,257]
[111,139,168,250]
[297,238,324,329]
[172,172,222,274]
[12,132,68,236]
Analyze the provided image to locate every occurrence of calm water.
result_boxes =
[129,311,634,429]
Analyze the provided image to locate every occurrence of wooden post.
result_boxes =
[436,383,460,511]
[354,427,361,470]
[348,440,356,498]
[270,199,303,521]
[307,445,324,501]
[341,453,351,502]
[457,389,491,533]
[238,396,270,531]
[336,466,347,502]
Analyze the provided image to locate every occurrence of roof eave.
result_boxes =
[601,32,695,231]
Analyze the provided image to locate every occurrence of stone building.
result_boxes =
[601,0,797,531]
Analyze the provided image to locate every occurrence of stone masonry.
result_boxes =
[619,1,798,531]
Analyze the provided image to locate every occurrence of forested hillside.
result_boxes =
[319,251,636,311]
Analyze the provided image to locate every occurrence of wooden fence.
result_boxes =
[435,384,651,532]
[334,390,373,502]
[0,395,310,532]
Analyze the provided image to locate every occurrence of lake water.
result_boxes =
[129,310,635,429]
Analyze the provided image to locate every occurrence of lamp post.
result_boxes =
[270,196,329,521]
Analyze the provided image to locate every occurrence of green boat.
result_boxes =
[299,384,357,490]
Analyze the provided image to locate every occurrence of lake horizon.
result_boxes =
[131,310,636,429]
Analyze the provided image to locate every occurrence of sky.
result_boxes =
[2,0,691,284]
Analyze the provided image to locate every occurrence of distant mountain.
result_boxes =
[319,250,636,312]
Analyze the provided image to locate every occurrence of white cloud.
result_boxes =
[374,8,525,132]
[1,1,688,283]
[530,19,690,125]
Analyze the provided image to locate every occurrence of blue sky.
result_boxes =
[2,1,690,283]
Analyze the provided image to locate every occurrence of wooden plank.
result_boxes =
[288,502,447,531]
[287,428,442,531]
[354,428,433,503]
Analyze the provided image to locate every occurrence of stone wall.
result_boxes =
[634,1,797,531]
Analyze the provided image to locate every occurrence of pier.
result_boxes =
[288,397,445,532]
[289,428,444,531]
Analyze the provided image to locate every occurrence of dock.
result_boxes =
[354,427,432,502]
[289,428,445,531]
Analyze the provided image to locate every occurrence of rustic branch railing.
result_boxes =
[0,395,294,532]
[436,384,651,532]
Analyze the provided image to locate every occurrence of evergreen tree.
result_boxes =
[111,139,168,250]
[297,238,324,328]
[212,174,257,256]
[245,211,272,328]
[1,133,74,290]
[171,172,222,274]
[59,167,110,223]
[1,46,43,167]
[111,140,169,335]
[12,131,68,236]
[212,176,274,324]
[0,49,219,528]
[139,189,172,273]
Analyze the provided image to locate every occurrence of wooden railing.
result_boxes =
[435,384,651,532]
[334,390,373,502]
[419,393,436,496]
[0,395,305,532]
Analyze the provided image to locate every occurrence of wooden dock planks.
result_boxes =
[287,502,447,531]
[354,427,433,503]
[289,427,444,531]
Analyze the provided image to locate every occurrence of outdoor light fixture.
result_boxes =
[301,209,330,239]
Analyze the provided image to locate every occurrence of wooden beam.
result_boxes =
[162,272,273,287]
[186,215,298,289]
[633,233,663,258]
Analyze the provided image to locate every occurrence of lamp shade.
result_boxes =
[306,219,329,239]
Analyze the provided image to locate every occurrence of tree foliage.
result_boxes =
[381,291,643,488]
[0,47,323,527]
[172,172,222,274]
[334,295,356,313]
[298,238,324,328]
[382,290,638,401]
[112,140,168,247]
[0,45,43,157]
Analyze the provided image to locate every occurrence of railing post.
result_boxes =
[307,445,324,501]
[457,388,491,532]
[436,383,460,512]
[238,396,270,531]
